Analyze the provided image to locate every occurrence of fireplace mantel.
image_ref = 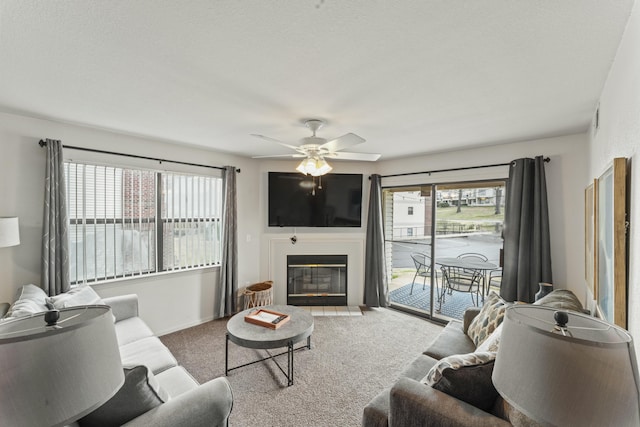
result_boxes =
[267,236,365,306]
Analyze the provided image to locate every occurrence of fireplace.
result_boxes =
[287,255,347,306]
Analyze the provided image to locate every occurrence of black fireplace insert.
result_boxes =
[287,254,347,306]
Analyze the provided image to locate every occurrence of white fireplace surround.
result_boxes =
[267,236,365,306]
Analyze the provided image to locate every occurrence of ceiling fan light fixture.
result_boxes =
[313,158,332,176]
[296,157,332,176]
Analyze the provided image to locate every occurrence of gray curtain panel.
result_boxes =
[364,174,388,307]
[42,139,70,296]
[501,156,552,303]
[218,166,238,317]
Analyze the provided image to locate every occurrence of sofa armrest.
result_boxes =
[0,302,9,318]
[390,377,509,427]
[102,294,139,322]
[463,307,481,334]
[122,377,233,427]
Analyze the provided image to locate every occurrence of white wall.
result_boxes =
[0,111,262,335]
[589,1,640,352]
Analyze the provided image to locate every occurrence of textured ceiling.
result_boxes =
[0,0,634,160]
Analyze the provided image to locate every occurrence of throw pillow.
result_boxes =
[3,284,49,320]
[533,289,584,313]
[466,291,508,347]
[2,299,47,320]
[46,286,116,322]
[15,283,49,304]
[79,365,169,427]
[46,285,104,309]
[475,323,502,353]
[422,351,498,411]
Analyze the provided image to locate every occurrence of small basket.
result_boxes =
[243,281,273,310]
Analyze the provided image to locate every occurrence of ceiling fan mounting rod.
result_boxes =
[304,119,324,136]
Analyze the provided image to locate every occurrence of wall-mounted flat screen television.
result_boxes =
[268,172,363,227]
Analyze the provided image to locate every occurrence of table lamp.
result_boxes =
[0,305,124,427]
[0,217,20,248]
[493,305,640,426]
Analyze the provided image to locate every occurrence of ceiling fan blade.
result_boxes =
[252,154,306,159]
[324,151,381,161]
[250,134,304,152]
[319,133,365,153]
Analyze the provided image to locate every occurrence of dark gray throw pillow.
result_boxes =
[79,365,168,427]
[422,351,498,411]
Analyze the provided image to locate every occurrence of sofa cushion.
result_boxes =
[155,366,199,398]
[119,336,178,375]
[79,365,169,427]
[115,317,155,346]
[2,284,49,320]
[423,319,476,360]
[533,289,584,312]
[423,351,498,411]
[466,291,507,347]
[399,354,439,381]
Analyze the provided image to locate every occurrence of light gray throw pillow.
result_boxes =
[2,284,49,320]
[46,285,104,308]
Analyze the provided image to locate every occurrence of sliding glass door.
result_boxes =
[384,180,505,322]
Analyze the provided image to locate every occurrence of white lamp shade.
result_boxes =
[0,305,124,427]
[0,217,20,248]
[493,305,640,426]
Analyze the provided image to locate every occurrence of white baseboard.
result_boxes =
[157,315,217,337]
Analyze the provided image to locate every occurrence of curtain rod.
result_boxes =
[38,140,240,173]
[376,157,550,179]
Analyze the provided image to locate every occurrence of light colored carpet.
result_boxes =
[161,307,444,427]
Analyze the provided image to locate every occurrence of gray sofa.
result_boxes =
[363,308,509,427]
[1,285,233,427]
[362,290,584,427]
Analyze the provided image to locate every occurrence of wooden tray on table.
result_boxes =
[244,308,290,329]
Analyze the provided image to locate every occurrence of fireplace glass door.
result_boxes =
[287,255,347,306]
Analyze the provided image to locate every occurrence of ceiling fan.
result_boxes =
[251,119,381,176]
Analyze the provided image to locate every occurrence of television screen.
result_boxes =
[268,172,363,227]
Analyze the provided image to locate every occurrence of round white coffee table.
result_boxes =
[225,305,314,386]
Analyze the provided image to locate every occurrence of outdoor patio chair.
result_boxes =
[439,263,483,310]
[456,252,490,293]
[409,252,439,296]
[456,252,489,262]
[488,268,502,292]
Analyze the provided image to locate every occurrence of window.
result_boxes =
[65,162,223,284]
[408,206,414,215]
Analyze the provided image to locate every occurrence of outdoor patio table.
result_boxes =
[435,257,498,300]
